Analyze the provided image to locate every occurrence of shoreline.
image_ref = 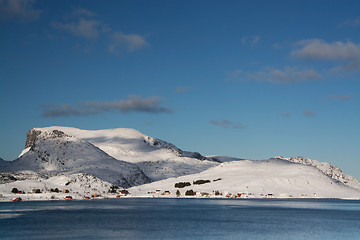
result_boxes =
[1,193,360,202]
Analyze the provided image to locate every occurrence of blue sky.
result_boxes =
[1,0,359,179]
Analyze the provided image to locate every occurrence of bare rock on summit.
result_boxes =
[25,129,42,148]
[25,129,69,149]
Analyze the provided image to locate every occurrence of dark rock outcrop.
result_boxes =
[25,129,67,148]
[25,129,41,148]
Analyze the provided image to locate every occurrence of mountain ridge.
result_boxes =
[1,126,359,200]
[30,127,218,181]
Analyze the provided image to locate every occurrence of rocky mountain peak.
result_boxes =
[25,129,68,148]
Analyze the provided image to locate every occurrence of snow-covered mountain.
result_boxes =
[1,126,360,201]
[3,129,150,188]
[29,127,218,181]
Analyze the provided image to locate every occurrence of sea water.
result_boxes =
[0,198,359,240]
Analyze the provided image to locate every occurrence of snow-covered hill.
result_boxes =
[275,156,360,190]
[1,126,360,201]
[127,159,360,199]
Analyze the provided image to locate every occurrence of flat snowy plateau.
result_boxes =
[1,127,359,201]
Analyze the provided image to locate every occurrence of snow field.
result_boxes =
[127,160,360,199]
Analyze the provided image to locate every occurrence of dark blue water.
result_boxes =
[1,198,359,240]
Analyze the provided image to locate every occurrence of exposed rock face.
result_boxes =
[25,129,41,148]
[26,129,68,149]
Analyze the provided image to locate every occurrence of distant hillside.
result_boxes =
[1,127,359,201]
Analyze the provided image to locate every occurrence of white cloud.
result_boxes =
[109,31,149,53]
[0,0,42,22]
[51,18,101,39]
[41,96,173,117]
[228,66,321,84]
[209,120,244,129]
[291,39,360,72]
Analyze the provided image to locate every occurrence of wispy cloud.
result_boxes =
[0,0,42,22]
[50,8,104,40]
[50,8,148,54]
[225,69,243,82]
[291,39,360,72]
[209,120,244,129]
[175,86,191,93]
[241,35,261,45]
[279,111,291,117]
[336,16,360,28]
[328,94,352,101]
[303,110,316,117]
[51,19,101,39]
[72,8,97,18]
[250,61,259,66]
[41,95,173,117]
[227,66,321,84]
[247,66,321,83]
[109,31,148,53]
[252,36,260,44]
[241,36,247,45]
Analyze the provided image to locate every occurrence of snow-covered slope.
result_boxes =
[1,126,360,201]
[0,172,118,200]
[34,127,218,181]
[5,129,150,188]
[273,156,360,190]
[128,159,360,199]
